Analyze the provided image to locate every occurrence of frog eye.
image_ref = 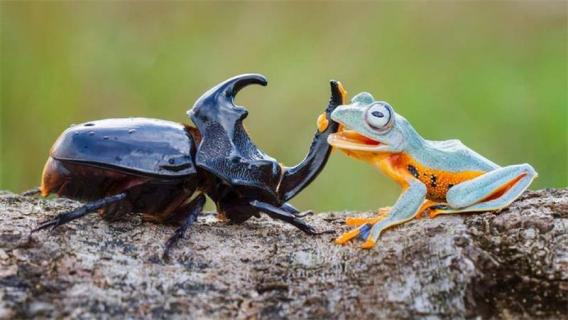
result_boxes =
[365,103,393,131]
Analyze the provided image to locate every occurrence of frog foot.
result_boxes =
[335,226,364,245]
[337,208,390,246]
[336,211,388,247]
[335,222,380,248]
[428,204,452,218]
[345,207,390,226]
[360,238,376,249]
[414,200,441,219]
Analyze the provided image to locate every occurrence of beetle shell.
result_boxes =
[41,117,201,222]
[50,118,197,177]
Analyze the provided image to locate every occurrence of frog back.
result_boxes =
[411,139,499,173]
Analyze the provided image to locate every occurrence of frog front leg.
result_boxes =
[336,179,426,249]
[430,163,537,217]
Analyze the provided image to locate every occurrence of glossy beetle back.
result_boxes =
[50,118,197,177]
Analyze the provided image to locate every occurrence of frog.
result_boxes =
[327,91,538,249]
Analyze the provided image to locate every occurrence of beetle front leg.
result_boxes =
[277,80,345,202]
[280,202,314,218]
[249,200,331,235]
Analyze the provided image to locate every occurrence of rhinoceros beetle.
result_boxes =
[29,74,345,256]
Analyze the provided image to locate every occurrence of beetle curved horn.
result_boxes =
[194,73,268,108]
[220,73,268,101]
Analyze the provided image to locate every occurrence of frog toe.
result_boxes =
[360,238,376,249]
[428,204,455,218]
[345,209,389,226]
[428,209,444,218]
[335,227,362,245]
[346,216,380,226]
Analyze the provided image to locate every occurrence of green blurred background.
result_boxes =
[1,2,566,212]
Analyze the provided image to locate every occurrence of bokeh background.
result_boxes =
[1,2,566,212]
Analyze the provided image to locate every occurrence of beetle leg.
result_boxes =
[277,81,344,202]
[249,200,332,235]
[32,193,127,233]
[293,211,314,218]
[21,187,41,197]
[162,193,206,259]
[280,202,314,218]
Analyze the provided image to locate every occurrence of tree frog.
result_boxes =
[327,92,537,249]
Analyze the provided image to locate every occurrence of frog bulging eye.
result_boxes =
[365,103,393,131]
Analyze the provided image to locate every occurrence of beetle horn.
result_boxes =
[193,73,268,109]
[220,73,268,100]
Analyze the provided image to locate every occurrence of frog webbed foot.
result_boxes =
[336,208,390,247]
[334,221,382,249]
[335,211,390,249]
[427,204,452,218]
[335,207,419,249]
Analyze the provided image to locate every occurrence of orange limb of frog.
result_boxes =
[335,226,365,245]
[414,200,440,219]
[345,207,391,226]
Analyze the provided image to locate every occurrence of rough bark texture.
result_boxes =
[0,189,566,319]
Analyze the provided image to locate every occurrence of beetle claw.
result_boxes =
[162,229,184,260]
[297,222,334,236]
[312,229,336,235]
[294,210,314,218]
[161,193,205,260]
[31,218,59,233]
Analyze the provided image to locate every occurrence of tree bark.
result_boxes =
[0,189,566,319]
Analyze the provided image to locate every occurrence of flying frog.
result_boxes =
[327,91,537,249]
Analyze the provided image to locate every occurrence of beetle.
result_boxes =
[29,74,345,257]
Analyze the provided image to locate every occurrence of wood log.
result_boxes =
[0,189,566,319]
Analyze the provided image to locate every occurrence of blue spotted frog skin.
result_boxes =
[327,92,537,249]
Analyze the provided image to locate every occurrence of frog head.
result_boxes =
[328,92,416,154]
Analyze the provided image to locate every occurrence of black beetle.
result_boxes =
[30,74,345,256]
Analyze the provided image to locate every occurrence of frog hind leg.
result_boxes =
[430,163,537,218]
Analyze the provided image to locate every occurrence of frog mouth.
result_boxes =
[328,127,382,151]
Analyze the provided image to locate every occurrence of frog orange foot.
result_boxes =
[345,207,389,226]
[360,238,376,249]
[335,219,382,249]
[335,224,378,249]
[427,204,451,218]
[335,226,363,245]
